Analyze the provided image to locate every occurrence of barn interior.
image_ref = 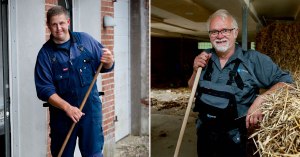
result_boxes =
[151,0,300,156]
[151,0,300,88]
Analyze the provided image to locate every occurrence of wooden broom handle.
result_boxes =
[174,67,202,157]
[58,63,103,157]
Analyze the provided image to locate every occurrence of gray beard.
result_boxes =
[215,46,228,53]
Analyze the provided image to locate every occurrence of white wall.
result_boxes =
[73,0,101,41]
[10,0,47,156]
[114,0,131,141]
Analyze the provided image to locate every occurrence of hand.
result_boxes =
[246,96,264,128]
[65,105,85,123]
[101,48,114,69]
[193,51,212,72]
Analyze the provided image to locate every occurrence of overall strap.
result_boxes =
[226,59,244,90]
[46,47,57,64]
[198,87,235,100]
[203,59,213,81]
[72,32,86,53]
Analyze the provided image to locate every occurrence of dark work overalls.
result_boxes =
[194,58,247,157]
[48,33,104,157]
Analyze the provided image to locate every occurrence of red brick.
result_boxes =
[103,111,114,119]
[102,105,114,113]
[102,100,114,108]
[102,79,114,85]
[103,89,114,96]
[103,94,114,102]
[45,0,57,4]
[104,127,115,136]
[101,72,114,78]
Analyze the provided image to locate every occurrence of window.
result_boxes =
[198,42,212,49]
[58,0,73,31]
[250,42,256,50]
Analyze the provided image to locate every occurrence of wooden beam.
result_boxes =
[240,0,264,26]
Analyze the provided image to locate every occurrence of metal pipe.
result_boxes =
[242,5,249,51]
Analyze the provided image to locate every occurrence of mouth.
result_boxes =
[55,31,64,35]
[56,32,63,35]
[215,40,227,44]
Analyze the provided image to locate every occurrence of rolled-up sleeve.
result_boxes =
[34,49,56,101]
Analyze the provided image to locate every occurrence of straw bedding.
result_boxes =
[249,22,300,156]
[249,86,300,156]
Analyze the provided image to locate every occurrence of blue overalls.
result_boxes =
[48,33,104,157]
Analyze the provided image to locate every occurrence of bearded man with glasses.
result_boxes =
[188,9,292,157]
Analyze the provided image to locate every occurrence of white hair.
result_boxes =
[207,9,239,31]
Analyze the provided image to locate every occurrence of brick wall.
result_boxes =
[44,0,115,156]
[100,0,115,139]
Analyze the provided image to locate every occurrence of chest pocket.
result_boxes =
[77,56,95,87]
[72,33,97,87]
[53,62,70,95]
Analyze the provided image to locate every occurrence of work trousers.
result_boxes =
[50,109,104,157]
[196,119,247,157]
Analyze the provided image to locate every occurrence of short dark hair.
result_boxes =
[47,6,69,24]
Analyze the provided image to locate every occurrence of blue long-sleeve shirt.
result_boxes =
[34,32,114,102]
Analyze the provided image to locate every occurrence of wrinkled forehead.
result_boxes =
[209,16,233,30]
[48,14,69,24]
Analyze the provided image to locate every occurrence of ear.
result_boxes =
[46,22,50,29]
[67,18,71,25]
[234,28,239,38]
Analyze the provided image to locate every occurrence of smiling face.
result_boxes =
[47,14,70,44]
[209,16,238,55]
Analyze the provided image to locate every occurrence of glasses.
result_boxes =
[208,28,235,37]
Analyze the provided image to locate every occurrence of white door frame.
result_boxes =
[114,0,131,141]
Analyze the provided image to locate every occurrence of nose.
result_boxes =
[56,24,62,31]
[216,32,225,38]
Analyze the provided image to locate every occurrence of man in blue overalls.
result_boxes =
[189,9,293,157]
[34,6,114,157]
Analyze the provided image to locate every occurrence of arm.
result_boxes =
[82,32,114,72]
[245,52,293,128]
[246,82,289,128]
[34,48,84,123]
[48,94,84,123]
[101,48,114,70]
[188,51,212,88]
[188,71,198,88]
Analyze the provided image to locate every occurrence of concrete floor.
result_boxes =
[151,113,197,157]
[73,135,149,157]
[114,135,149,157]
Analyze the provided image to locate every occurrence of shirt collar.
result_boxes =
[231,44,246,63]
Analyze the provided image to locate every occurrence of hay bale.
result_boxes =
[256,22,300,78]
[249,86,300,156]
[250,22,300,157]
